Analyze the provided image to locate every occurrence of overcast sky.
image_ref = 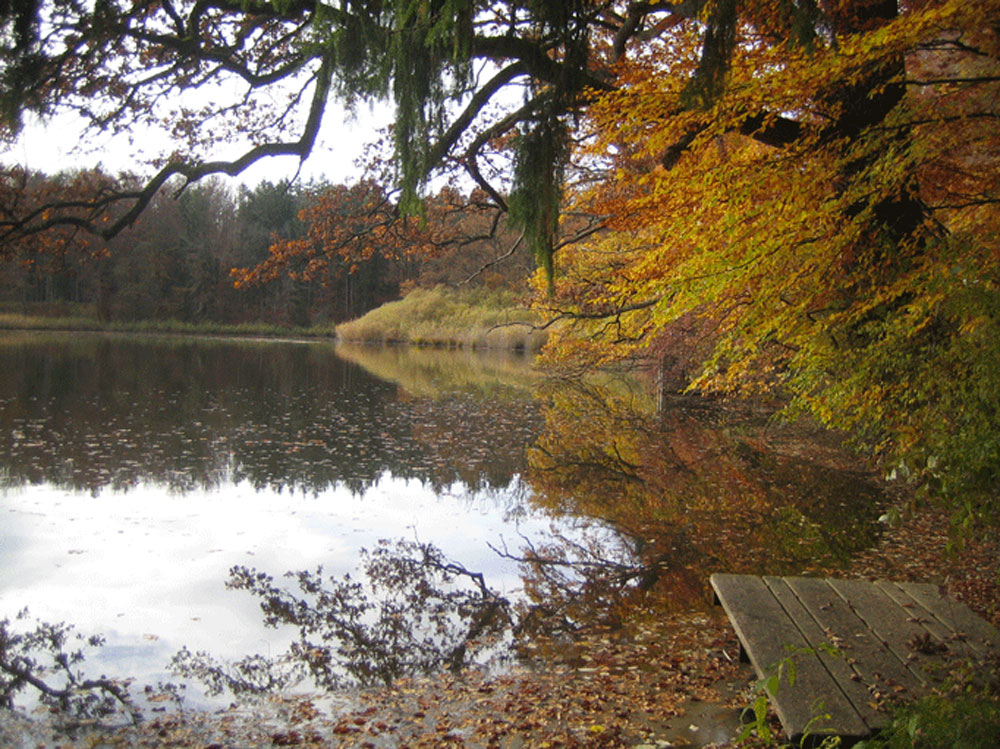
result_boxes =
[4,100,395,188]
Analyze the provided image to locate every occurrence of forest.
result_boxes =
[0,174,533,326]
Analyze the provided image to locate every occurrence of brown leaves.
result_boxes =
[231,179,531,295]
[289,611,747,747]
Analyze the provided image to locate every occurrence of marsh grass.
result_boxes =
[335,286,547,351]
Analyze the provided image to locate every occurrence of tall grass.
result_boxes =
[335,285,547,351]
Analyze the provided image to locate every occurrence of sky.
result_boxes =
[4,99,396,189]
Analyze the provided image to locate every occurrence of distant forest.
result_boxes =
[0,173,532,325]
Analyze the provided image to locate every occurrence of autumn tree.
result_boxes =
[241,179,541,309]
[543,1,1000,522]
[232,179,428,320]
[0,167,113,308]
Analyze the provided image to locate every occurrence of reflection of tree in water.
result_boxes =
[526,375,889,614]
[3,369,890,711]
[172,540,514,694]
[0,335,541,496]
[0,610,145,725]
[0,337,890,713]
[168,529,668,698]
[4,527,676,715]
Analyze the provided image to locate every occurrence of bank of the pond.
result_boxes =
[335,286,548,351]
[0,312,337,340]
[1,286,547,351]
[3,502,996,748]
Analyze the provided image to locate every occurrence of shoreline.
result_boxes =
[2,501,996,747]
[0,320,543,353]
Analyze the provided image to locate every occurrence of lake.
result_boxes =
[0,333,559,703]
[0,331,888,710]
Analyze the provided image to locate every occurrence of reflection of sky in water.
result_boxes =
[0,472,556,700]
[0,335,573,706]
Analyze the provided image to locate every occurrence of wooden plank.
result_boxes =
[890,581,1000,656]
[784,577,925,717]
[873,581,982,662]
[710,573,869,740]
[712,574,1000,744]
[762,576,886,733]
[826,578,952,689]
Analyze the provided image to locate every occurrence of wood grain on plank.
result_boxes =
[762,576,888,732]
[826,578,953,687]
[710,573,869,739]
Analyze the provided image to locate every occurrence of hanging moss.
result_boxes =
[501,1,591,290]
[681,0,739,110]
[0,0,45,131]
[508,114,567,292]
[302,1,475,213]
[389,0,475,213]
[789,0,822,51]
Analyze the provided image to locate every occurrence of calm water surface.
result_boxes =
[0,333,550,700]
[0,331,889,706]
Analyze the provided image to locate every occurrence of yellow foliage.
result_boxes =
[542,0,1000,518]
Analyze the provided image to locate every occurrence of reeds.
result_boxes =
[335,286,547,351]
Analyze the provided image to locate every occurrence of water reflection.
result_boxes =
[527,375,887,615]
[0,333,891,711]
[0,333,541,496]
[0,332,548,704]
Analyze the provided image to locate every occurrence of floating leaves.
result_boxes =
[0,336,542,497]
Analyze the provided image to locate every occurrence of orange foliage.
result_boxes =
[233,181,532,292]
[540,0,1000,518]
[0,167,114,267]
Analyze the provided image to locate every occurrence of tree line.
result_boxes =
[0,172,532,325]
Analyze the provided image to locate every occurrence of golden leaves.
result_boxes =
[544,0,1000,516]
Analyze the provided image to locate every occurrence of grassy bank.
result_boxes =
[0,312,337,340]
[335,285,547,351]
[1,287,544,350]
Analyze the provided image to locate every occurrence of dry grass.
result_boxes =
[335,285,547,351]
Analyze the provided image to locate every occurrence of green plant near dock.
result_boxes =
[740,647,1000,748]
[738,648,842,748]
[855,693,1000,749]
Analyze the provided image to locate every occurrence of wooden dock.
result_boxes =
[710,574,1000,745]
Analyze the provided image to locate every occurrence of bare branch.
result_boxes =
[462,228,524,285]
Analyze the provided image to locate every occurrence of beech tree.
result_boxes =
[540,1,1000,521]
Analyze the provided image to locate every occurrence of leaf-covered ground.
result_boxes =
[2,503,996,748]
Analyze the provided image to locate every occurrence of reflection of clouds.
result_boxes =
[0,472,560,692]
